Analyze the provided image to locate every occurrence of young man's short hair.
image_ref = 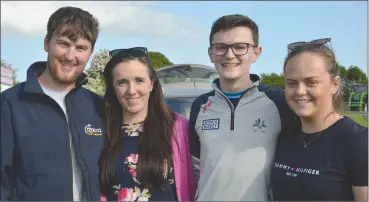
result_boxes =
[209,14,259,46]
[46,6,100,49]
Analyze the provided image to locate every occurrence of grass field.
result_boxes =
[344,112,368,127]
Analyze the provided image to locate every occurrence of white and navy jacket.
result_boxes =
[189,75,296,201]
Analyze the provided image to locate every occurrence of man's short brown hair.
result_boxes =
[209,14,259,46]
[46,6,100,49]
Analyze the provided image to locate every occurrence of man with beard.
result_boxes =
[1,6,104,201]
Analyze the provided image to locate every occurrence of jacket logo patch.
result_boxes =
[202,118,219,130]
[84,124,102,136]
[252,118,267,132]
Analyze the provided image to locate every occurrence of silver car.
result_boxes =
[156,64,218,118]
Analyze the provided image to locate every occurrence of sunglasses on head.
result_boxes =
[108,47,155,75]
[109,47,149,58]
[287,38,331,51]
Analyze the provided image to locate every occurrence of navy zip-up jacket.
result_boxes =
[1,61,105,201]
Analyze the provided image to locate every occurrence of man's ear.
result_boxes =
[208,46,215,64]
[251,46,262,63]
[44,36,49,53]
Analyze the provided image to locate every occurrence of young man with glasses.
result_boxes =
[189,14,294,200]
[1,6,104,201]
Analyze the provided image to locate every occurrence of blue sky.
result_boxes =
[1,1,367,82]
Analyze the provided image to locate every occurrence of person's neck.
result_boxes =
[300,111,342,133]
[38,68,75,92]
[122,107,148,125]
[219,75,253,93]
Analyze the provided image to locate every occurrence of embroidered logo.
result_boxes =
[202,118,220,130]
[84,124,103,136]
[252,118,267,132]
[274,162,320,178]
[202,100,213,113]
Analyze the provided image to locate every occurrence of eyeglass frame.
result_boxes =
[209,42,257,56]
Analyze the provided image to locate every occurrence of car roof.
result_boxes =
[157,64,216,98]
[156,64,218,79]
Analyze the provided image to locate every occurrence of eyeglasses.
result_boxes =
[287,38,331,51]
[109,47,149,58]
[210,43,257,56]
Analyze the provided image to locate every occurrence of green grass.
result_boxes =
[345,113,368,127]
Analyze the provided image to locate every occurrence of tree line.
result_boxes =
[261,64,368,88]
[261,63,368,102]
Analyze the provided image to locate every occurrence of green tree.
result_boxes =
[341,78,355,103]
[260,73,285,89]
[347,65,367,84]
[87,49,110,78]
[1,59,19,85]
[360,72,368,84]
[337,63,348,80]
[148,51,174,69]
[83,49,110,95]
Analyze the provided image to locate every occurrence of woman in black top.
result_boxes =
[271,38,368,201]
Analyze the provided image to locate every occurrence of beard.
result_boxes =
[47,56,83,85]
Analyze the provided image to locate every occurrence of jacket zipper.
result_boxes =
[64,120,74,199]
[39,93,74,199]
[66,95,92,201]
[231,110,235,130]
[65,93,92,200]
[215,85,256,131]
[216,92,235,131]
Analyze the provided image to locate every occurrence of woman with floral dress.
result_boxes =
[99,47,196,201]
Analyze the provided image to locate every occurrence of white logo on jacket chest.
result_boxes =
[202,118,220,130]
[84,124,102,136]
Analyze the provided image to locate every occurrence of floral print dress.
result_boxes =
[105,122,177,201]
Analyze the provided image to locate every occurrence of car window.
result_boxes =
[164,97,196,119]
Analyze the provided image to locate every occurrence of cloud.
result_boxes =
[1,1,202,40]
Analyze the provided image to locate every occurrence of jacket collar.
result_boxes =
[212,73,261,92]
[24,61,88,94]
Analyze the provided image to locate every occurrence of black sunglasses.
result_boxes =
[109,47,149,58]
[109,47,154,70]
[288,38,331,51]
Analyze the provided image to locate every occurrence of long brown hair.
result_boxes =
[99,54,176,194]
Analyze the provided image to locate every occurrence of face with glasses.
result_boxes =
[208,26,261,82]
